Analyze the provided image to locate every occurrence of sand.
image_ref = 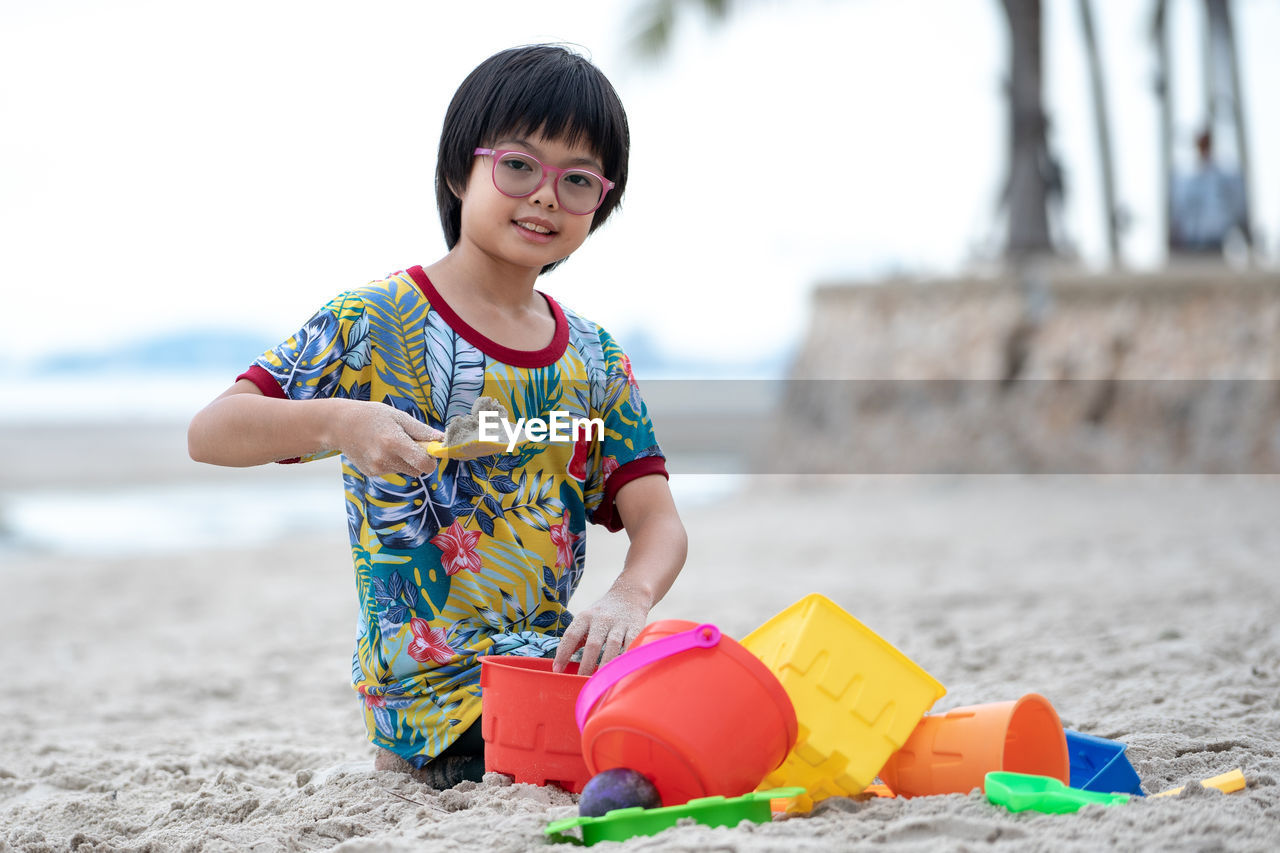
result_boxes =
[2,422,1279,851]
[442,397,511,448]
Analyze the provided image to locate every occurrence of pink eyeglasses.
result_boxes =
[473,148,615,215]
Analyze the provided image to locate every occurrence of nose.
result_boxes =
[528,174,558,210]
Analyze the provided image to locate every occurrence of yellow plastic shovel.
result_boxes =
[418,438,517,463]
[1150,768,1246,798]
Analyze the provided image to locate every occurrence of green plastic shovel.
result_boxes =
[985,772,1130,814]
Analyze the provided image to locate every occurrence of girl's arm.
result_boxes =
[188,379,442,476]
[552,474,688,675]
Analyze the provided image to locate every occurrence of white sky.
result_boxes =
[2,0,1277,367]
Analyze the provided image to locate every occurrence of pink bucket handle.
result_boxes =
[574,623,721,731]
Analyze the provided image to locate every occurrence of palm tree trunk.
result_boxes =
[1077,0,1121,265]
[1000,0,1054,258]
[1151,0,1174,252]
[1206,0,1254,248]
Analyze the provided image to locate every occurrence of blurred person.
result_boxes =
[1170,127,1249,255]
[187,45,687,788]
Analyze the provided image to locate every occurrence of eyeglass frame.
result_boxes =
[473,147,616,215]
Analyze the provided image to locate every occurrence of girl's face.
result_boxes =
[456,132,604,274]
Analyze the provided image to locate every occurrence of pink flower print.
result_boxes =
[567,438,590,482]
[406,618,456,664]
[602,455,620,481]
[618,353,642,400]
[549,510,580,569]
[431,520,483,576]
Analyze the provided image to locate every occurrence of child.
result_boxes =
[187,45,688,788]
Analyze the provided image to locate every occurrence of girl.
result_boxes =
[187,45,688,788]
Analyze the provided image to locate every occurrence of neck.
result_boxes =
[427,244,544,313]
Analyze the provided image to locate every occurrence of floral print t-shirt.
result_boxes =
[238,265,667,766]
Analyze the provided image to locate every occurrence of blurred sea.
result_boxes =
[0,358,753,558]
[0,369,246,425]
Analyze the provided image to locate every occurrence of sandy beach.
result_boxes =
[2,420,1279,851]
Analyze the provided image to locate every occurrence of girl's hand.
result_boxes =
[334,400,444,477]
[550,475,686,677]
[552,580,652,676]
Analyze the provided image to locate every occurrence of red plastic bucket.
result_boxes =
[577,620,798,807]
[480,656,591,792]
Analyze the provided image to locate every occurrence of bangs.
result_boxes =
[478,55,626,175]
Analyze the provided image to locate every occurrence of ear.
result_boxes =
[447,176,467,201]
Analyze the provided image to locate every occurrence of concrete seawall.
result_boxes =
[775,265,1280,473]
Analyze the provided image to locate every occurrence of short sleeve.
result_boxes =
[584,328,668,531]
[236,290,373,463]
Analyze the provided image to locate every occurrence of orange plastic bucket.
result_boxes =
[480,656,591,792]
[577,620,798,807]
[878,693,1069,797]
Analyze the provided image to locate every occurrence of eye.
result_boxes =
[500,154,537,173]
[564,171,600,189]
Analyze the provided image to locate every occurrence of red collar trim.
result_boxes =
[405,265,569,368]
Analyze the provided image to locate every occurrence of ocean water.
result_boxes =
[0,369,743,557]
[0,369,237,424]
[1,481,347,557]
[0,475,739,558]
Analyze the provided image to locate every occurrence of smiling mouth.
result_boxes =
[514,220,555,235]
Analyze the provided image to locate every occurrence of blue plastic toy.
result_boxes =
[1064,730,1145,796]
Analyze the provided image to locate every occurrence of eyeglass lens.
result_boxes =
[493,152,604,214]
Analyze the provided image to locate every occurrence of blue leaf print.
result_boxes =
[509,366,562,424]
[456,476,482,499]
[373,570,418,626]
[494,454,521,472]
[364,475,448,550]
[277,310,342,399]
[601,370,629,419]
[383,395,425,421]
[336,379,372,402]
[345,490,365,538]
[373,544,451,617]
[563,307,607,378]
[546,564,574,607]
[342,311,372,370]
[372,705,395,738]
[499,588,521,610]
[531,610,558,629]
[488,632,561,657]
[424,310,485,424]
[490,475,518,494]
[358,279,429,408]
[476,511,495,537]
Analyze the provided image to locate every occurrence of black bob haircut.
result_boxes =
[435,45,630,275]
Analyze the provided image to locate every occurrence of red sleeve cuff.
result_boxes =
[236,364,287,399]
[235,364,300,463]
[591,456,669,532]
